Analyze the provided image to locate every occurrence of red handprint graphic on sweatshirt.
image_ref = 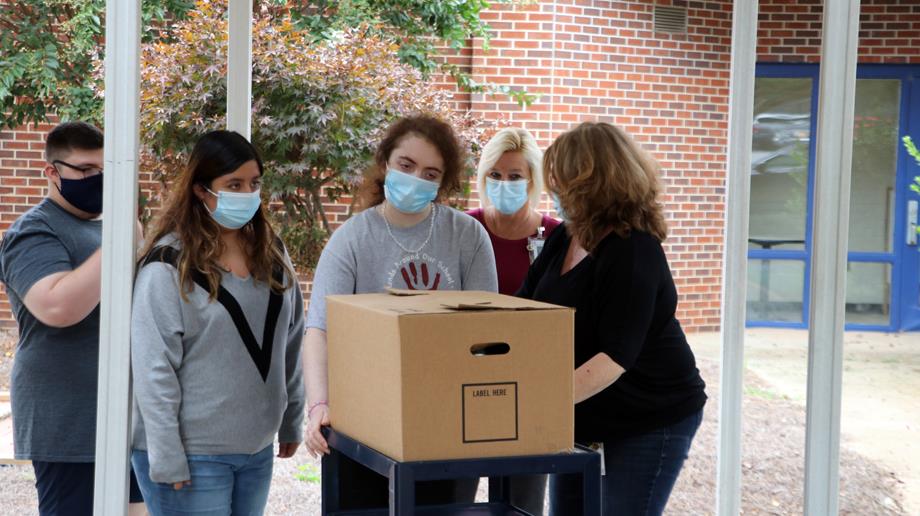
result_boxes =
[400,261,442,290]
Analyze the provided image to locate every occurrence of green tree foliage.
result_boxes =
[903,135,920,244]
[140,2,501,268]
[0,0,195,126]
[282,0,536,105]
[903,136,920,196]
[3,0,517,267]
[1,0,533,130]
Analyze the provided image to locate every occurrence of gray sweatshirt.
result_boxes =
[131,236,305,483]
[306,204,499,330]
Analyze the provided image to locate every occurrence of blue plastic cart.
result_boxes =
[321,428,602,515]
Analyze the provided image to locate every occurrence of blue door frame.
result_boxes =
[748,63,920,332]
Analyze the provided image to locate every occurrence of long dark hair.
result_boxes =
[141,130,294,299]
[355,114,464,211]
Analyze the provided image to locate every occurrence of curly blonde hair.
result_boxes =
[543,122,667,252]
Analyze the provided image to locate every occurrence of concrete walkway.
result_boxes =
[690,329,920,515]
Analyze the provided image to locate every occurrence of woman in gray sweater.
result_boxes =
[304,115,498,508]
[131,131,305,515]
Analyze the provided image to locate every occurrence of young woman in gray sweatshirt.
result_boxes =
[131,131,304,515]
[303,115,498,508]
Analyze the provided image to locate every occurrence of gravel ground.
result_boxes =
[0,347,909,515]
[664,358,906,516]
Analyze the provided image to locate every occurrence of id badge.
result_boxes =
[527,226,548,264]
[527,236,545,264]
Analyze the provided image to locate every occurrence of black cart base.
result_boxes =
[321,428,601,515]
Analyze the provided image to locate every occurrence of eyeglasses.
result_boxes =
[52,160,103,178]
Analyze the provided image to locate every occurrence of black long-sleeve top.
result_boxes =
[517,225,707,442]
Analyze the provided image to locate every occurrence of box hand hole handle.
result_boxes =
[470,342,510,356]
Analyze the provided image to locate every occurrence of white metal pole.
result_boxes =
[804,1,860,514]
[717,2,758,515]
[227,0,253,139]
[94,0,141,513]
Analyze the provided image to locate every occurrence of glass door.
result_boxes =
[898,75,920,330]
[749,65,920,331]
[844,78,900,329]
[747,73,815,328]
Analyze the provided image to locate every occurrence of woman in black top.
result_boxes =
[517,122,706,516]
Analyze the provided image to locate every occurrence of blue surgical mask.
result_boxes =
[384,169,439,214]
[205,188,262,229]
[486,177,529,215]
[552,193,567,221]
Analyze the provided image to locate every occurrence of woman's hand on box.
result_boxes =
[306,404,331,457]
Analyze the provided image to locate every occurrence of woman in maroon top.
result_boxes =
[465,127,559,514]
[467,127,561,296]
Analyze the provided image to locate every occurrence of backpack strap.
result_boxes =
[140,244,286,382]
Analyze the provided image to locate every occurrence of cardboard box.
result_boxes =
[326,290,574,462]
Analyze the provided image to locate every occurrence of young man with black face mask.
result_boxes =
[0,122,145,515]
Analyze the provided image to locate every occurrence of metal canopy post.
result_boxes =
[93,0,141,513]
[717,1,758,514]
[804,1,861,514]
[227,0,253,138]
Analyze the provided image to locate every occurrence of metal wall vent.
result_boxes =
[654,5,688,34]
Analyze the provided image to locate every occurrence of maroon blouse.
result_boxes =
[467,208,562,295]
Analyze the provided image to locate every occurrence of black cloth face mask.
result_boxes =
[53,160,103,215]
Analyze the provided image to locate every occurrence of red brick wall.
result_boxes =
[451,0,920,331]
[456,0,733,332]
[758,0,920,64]
[434,43,474,112]
[5,0,920,333]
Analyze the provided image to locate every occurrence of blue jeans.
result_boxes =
[132,445,274,516]
[550,409,703,516]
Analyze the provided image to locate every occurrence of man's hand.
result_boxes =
[277,442,300,459]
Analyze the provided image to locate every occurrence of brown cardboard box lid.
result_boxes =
[326,289,570,316]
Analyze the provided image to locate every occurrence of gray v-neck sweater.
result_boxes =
[131,237,305,483]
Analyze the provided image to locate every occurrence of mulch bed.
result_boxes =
[666,358,906,515]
